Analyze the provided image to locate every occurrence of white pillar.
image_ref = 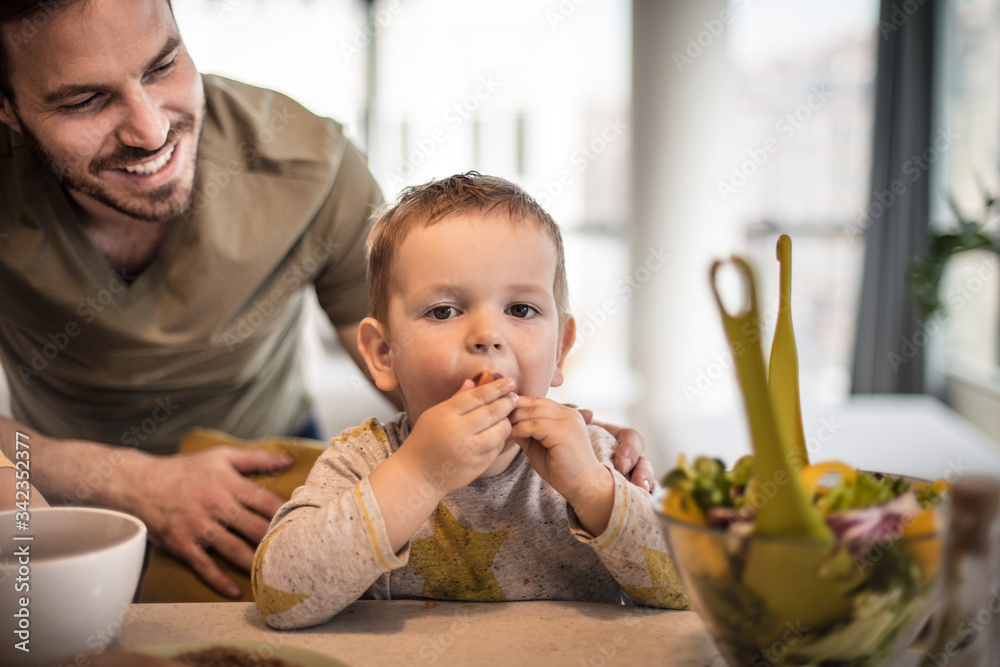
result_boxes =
[631,0,740,472]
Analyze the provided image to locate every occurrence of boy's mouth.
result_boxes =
[472,370,502,387]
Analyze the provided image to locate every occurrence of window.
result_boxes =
[933,0,1000,375]
[728,0,879,405]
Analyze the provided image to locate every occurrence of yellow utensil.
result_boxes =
[708,257,828,539]
[709,255,856,642]
[768,234,809,469]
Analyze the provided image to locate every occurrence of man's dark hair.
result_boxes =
[0,1,79,102]
[0,0,173,103]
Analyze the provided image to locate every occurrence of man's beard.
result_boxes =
[17,111,202,223]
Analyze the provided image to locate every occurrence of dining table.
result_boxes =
[114,599,721,666]
[107,394,998,666]
[111,598,937,666]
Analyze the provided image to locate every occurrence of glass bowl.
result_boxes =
[653,487,948,667]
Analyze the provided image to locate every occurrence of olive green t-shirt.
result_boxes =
[0,75,382,454]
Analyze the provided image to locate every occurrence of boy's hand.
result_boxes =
[370,376,519,552]
[510,397,614,535]
[574,409,654,493]
[403,376,519,495]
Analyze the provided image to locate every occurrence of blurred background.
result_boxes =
[121,0,997,470]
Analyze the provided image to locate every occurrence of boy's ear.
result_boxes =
[0,96,21,133]
[357,317,400,392]
[550,316,576,388]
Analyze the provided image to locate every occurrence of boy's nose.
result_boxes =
[467,312,504,353]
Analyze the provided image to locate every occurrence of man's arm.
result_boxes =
[0,415,290,599]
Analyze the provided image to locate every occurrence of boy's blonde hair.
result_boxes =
[366,172,570,330]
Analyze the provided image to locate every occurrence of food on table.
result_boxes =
[89,647,305,666]
[660,236,948,666]
[173,646,303,666]
[660,454,947,666]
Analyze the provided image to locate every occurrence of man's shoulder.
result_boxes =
[199,74,349,174]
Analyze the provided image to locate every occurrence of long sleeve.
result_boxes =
[252,419,405,629]
[568,428,689,610]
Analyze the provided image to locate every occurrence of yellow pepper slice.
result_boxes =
[799,461,858,495]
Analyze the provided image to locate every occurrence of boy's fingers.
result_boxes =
[454,376,517,412]
[471,392,518,431]
[510,397,579,425]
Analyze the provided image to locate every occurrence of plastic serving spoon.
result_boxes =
[710,257,855,641]
[708,257,827,539]
[768,234,809,469]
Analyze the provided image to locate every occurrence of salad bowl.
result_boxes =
[653,470,948,667]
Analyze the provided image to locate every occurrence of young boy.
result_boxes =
[252,173,687,629]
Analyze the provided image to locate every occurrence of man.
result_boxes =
[0,0,653,599]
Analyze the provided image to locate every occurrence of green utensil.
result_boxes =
[768,234,809,469]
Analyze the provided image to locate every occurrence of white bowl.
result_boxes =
[0,507,147,666]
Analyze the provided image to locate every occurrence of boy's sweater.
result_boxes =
[252,413,688,629]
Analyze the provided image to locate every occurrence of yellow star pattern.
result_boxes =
[251,526,312,616]
[409,503,509,601]
[621,546,690,609]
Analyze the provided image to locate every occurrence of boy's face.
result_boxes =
[0,0,204,223]
[373,213,574,424]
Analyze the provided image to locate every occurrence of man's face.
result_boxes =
[0,0,204,222]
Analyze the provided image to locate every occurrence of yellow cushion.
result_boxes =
[135,428,324,603]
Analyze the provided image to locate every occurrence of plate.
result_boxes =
[138,640,349,666]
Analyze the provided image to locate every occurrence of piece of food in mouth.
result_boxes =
[472,370,502,387]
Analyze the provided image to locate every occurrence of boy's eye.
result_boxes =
[507,304,537,319]
[429,306,456,320]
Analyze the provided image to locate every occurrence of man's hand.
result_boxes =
[131,447,291,599]
[576,409,655,493]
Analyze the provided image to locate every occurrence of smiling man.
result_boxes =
[0,0,384,600]
[0,0,653,601]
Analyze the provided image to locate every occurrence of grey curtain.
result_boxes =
[851,0,938,394]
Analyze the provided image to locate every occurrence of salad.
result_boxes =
[659,455,946,667]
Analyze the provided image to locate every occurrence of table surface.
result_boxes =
[108,395,991,666]
[115,600,725,666]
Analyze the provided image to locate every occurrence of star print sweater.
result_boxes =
[252,414,689,629]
